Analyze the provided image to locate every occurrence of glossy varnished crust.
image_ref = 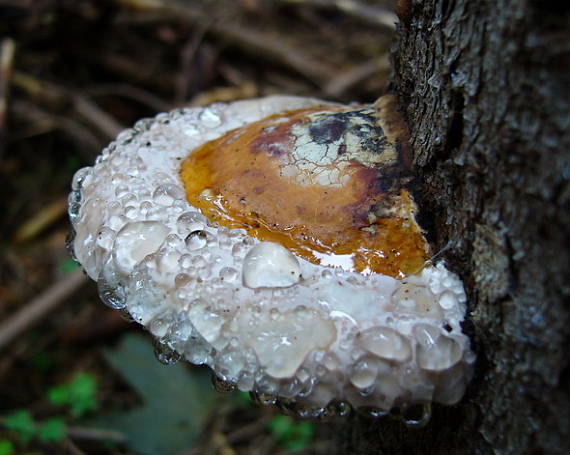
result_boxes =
[181,99,427,277]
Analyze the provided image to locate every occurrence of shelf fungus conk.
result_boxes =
[68,95,474,419]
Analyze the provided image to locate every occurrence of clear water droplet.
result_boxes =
[185,230,209,250]
[153,339,181,365]
[231,243,246,257]
[184,125,199,136]
[97,279,126,310]
[65,229,77,261]
[294,404,327,419]
[68,190,82,221]
[219,267,238,282]
[115,184,129,197]
[199,108,222,128]
[177,212,206,235]
[392,403,432,428]
[140,200,152,216]
[211,374,236,393]
[321,269,334,279]
[96,227,116,250]
[250,391,277,406]
[134,117,154,132]
[153,184,185,206]
[71,167,91,191]
[326,400,352,418]
[120,193,137,208]
[357,406,389,419]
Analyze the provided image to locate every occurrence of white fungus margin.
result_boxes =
[69,96,475,418]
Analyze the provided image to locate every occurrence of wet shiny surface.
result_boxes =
[180,105,428,278]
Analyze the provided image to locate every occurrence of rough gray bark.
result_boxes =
[336,1,570,453]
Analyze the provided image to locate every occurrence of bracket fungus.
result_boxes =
[68,95,475,420]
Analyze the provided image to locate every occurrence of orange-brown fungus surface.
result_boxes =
[180,105,428,278]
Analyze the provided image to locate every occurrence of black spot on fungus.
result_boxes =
[309,115,348,144]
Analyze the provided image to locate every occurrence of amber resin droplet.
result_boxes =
[180,96,428,278]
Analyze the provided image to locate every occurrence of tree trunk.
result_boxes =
[336,1,570,453]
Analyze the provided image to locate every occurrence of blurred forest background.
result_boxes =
[0,1,398,454]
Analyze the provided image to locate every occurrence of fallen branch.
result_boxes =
[66,426,128,444]
[115,0,336,85]
[0,270,88,352]
[13,72,125,141]
[323,54,390,97]
[0,38,15,157]
[13,197,68,244]
[281,0,397,30]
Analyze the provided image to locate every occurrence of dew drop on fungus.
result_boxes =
[97,279,126,310]
[211,374,236,393]
[153,339,182,365]
[219,267,238,282]
[185,230,209,250]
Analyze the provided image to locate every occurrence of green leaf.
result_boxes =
[268,415,292,439]
[0,440,14,455]
[47,372,98,417]
[59,259,79,275]
[37,418,66,443]
[47,386,68,406]
[236,391,252,404]
[4,410,35,444]
[89,333,218,455]
[268,415,314,453]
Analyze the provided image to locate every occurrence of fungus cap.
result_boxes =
[69,95,474,417]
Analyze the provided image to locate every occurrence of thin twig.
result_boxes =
[13,197,68,244]
[176,26,209,104]
[86,83,172,112]
[115,0,336,85]
[225,414,272,444]
[0,270,88,352]
[13,72,125,141]
[62,438,88,455]
[0,38,15,158]
[73,95,124,140]
[12,100,103,159]
[66,426,128,444]
[282,0,397,30]
[323,54,390,97]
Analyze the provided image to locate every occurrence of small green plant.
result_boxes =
[268,415,315,453]
[1,372,97,451]
[3,410,65,446]
[37,418,66,443]
[0,438,15,455]
[47,372,98,417]
[4,410,35,444]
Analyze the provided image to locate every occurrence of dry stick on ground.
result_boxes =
[97,52,177,94]
[13,72,124,141]
[86,84,172,113]
[62,438,88,455]
[323,54,390,97]
[11,100,103,159]
[116,0,336,86]
[225,414,273,445]
[0,270,88,352]
[66,426,128,444]
[176,26,209,104]
[13,197,68,244]
[281,0,397,30]
[0,38,15,158]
